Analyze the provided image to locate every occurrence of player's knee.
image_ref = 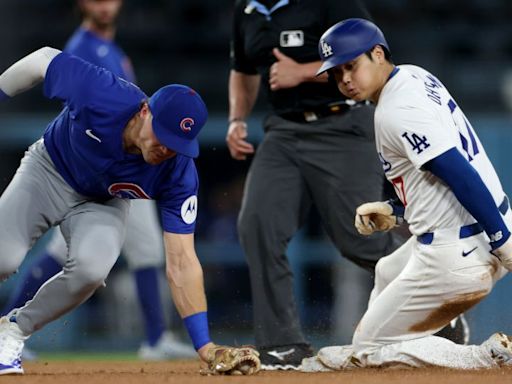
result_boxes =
[374,256,394,289]
[68,265,108,294]
[0,245,27,281]
[68,251,118,294]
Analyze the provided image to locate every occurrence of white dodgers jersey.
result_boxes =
[375,65,506,235]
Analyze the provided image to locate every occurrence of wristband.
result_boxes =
[183,311,211,350]
[0,89,9,102]
[490,230,511,250]
[386,198,405,217]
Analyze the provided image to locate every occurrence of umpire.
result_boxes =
[227,0,402,370]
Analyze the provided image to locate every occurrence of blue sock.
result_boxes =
[1,252,62,315]
[134,267,166,346]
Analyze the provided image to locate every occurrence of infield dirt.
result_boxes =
[2,360,511,384]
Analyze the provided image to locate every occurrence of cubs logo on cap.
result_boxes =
[149,84,208,158]
[180,117,194,132]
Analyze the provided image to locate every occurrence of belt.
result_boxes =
[417,195,510,245]
[278,100,362,123]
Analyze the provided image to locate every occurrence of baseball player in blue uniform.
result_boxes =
[300,19,512,371]
[1,0,195,360]
[0,47,260,375]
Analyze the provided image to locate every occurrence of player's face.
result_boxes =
[330,48,385,103]
[80,0,122,28]
[139,116,177,165]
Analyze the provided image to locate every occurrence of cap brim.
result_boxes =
[316,47,370,76]
[153,120,199,158]
[316,60,336,76]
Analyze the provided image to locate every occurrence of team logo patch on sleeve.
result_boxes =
[181,195,198,224]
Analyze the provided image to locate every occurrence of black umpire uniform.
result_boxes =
[230,0,402,367]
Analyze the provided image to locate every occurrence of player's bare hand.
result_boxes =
[355,201,397,235]
[269,48,304,91]
[226,120,255,160]
[491,236,512,271]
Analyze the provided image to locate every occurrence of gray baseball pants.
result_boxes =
[238,104,403,347]
[0,140,129,335]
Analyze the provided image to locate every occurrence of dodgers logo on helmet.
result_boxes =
[180,117,194,132]
[108,183,151,199]
[320,40,333,58]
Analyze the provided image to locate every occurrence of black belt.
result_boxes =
[278,100,361,123]
[417,195,510,245]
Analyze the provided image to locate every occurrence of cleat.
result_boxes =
[138,331,197,360]
[259,343,314,371]
[0,317,28,375]
[300,356,334,372]
[482,332,512,366]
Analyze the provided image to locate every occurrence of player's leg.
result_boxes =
[0,140,81,374]
[305,235,503,371]
[122,199,195,359]
[1,229,67,316]
[13,198,129,336]
[0,143,71,282]
[350,235,504,369]
[237,117,313,368]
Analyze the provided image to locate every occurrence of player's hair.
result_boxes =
[364,45,393,63]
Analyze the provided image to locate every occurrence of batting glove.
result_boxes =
[491,235,512,271]
[355,201,399,236]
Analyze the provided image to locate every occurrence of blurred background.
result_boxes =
[0,0,511,355]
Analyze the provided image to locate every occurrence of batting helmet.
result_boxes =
[316,18,389,75]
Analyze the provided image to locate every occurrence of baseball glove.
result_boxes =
[201,345,261,375]
[355,201,398,235]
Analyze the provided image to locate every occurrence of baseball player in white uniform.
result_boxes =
[301,18,512,371]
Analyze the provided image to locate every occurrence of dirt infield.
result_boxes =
[2,361,510,384]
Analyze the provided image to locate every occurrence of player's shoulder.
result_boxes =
[156,155,198,198]
[376,66,434,126]
[163,155,197,181]
[379,65,431,108]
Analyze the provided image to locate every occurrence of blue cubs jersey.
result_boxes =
[42,52,198,234]
[65,27,136,83]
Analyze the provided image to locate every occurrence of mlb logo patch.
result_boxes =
[280,30,304,47]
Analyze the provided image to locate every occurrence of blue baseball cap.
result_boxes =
[148,84,208,158]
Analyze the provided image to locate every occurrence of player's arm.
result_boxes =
[0,47,61,100]
[163,231,214,361]
[163,231,260,374]
[423,147,512,268]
